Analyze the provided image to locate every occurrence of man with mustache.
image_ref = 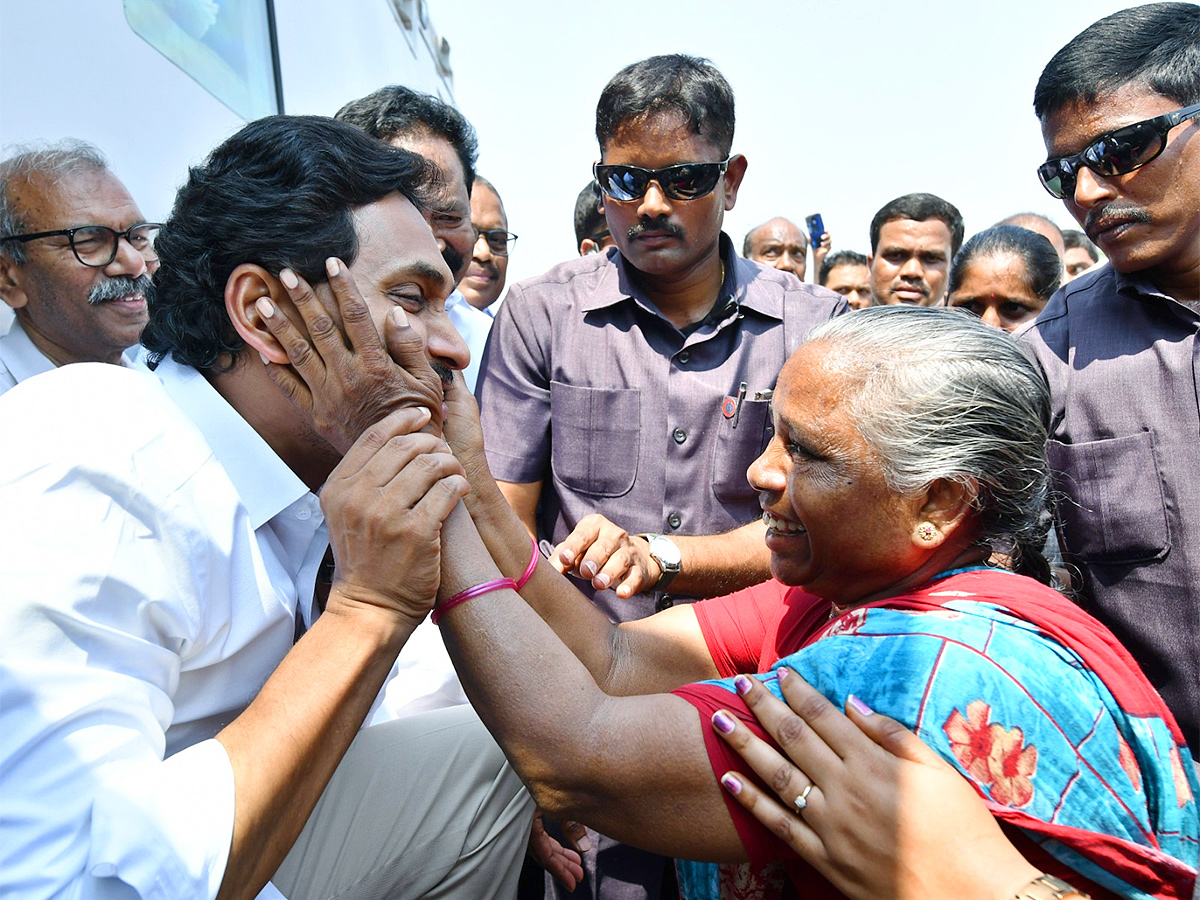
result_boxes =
[476,53,845,900]
[336,85,494,395]
[0,116,536,900]
[866,191,963,306]
[459,176,513,316]
[1017,1,1200,754]
[0,140,156,394]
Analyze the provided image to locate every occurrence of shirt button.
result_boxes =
[296,508,312,520]
[667,512,682,529]
[656,595,675,611]
[673,427,687,444]
[677,351,690,365]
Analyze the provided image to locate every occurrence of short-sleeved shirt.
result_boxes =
[477,235,846,622]
[1017,264,1200,754]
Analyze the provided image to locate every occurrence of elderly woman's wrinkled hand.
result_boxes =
[259,259,445,450]
[713,668,1040,900]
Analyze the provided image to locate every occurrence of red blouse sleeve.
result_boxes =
[692,580,791,677]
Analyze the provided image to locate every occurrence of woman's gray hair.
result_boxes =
[0,139,109,265]
[806,305,1053,581]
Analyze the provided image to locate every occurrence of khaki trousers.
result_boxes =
[274,705,532,899]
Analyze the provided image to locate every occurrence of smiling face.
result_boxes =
[600,112,742,280]
[947,252,1047,333]
[343,192,469,381]
[1041,83,1200,288]
[459,182,508,311]
[868,218,953,306]
[0,168,156,365]
[747,341,930,606]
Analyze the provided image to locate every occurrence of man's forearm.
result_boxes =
[668,519,771,598]
[214,601,412,900]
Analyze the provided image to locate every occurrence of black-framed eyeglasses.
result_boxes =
[593,159,730,202]
[1037,102,1200,199]
[0,223,163,267]
[473,226,518,256]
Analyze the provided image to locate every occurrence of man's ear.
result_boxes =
[225,263,290,363]
[914,477,978,545]
[722,154,749,212]
[0,255,29,310]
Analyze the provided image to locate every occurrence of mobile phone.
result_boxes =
[805,213,825,249]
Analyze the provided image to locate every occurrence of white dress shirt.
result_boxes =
[0,358,327,900]
[0,316,143,396]
[445,288,493,394]
[0,315,55,394]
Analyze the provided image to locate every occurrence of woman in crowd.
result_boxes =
[945,224,1062,333]
[267,297,1196,899]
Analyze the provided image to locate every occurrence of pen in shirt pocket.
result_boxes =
[721,384,773,428]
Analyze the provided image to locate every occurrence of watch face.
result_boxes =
[650,536,681,569]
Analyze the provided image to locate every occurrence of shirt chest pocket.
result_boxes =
[549,381,641,497]
[712,398,773,503]
[1047,431,1170,564]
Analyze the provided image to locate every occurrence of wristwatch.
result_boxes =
[1014,874,1091,900]
[638,534,681,592]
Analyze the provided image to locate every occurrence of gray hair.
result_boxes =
[805,305,1052,580]
[0,139,109,265]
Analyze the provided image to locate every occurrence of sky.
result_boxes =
[431,0,1139,285]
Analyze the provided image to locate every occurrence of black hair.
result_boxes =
[948,225,1062,302]
[1062,228,1100,262]
[335,84,479,193]
[574,181,606,246]
[1034,3,1200,119]
[818,249,869,286]
[596,54,735,156]
[141,115,435,372]
[869,192,965,257]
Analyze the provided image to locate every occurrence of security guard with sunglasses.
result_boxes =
[476,53,845,900]
[1018,2,1200,755]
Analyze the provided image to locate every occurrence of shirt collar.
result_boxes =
[1111,264,1200,318]
[0,318,56,384]
[582,233,785,322]
[148,354,312,530]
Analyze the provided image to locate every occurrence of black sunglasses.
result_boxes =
[0,223,162,268]
[1037,102,1200,199]
[592,159,730,202]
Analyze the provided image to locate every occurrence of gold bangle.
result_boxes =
[1014,873,1091,900]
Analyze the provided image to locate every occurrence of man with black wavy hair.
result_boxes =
[1018,1,1200,753]
[0,115,533,900]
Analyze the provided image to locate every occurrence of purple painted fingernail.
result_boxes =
[776,667,790,682]
[847,694,875,716]
[712,711,736,734]
[734,675,753,695]
[720,773,743,795]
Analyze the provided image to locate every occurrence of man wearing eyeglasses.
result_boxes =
[0,140,157,395]
[476,53,845,900]
[460,176,515,316]
[1017,2,1200,754]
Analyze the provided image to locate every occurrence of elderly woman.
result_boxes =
[265,299,1196,899]
[945,224,1062,332]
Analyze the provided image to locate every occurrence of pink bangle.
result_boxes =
[515,535,539,590]
[432,577,517,625]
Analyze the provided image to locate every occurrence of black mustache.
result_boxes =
[627,217,683,240]
[1084,203,1151,235]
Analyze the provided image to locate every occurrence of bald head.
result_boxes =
[997,212,1066,261]
[743,216,808,280]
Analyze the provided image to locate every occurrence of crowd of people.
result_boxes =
[0,3,1197,900]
